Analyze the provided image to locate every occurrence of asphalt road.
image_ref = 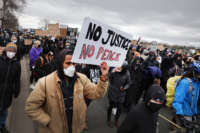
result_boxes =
[6,56,35,133]
[5,56,172,133]
[82,96,172,133]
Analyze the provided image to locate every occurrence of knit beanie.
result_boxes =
[5,43,17,52]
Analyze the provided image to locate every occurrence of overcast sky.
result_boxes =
[17,0,200,47]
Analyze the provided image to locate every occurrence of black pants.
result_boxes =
[85,98,92,107]
[107,101,123,121]
[30,67,34,84]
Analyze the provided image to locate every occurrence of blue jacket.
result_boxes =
[172,78,200,116]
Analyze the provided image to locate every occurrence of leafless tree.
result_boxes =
[3,10,19,29]
[39,18,49,30]
[1,0,26,29]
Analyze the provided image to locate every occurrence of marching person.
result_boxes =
[126,56,144,109]
[29,40,43,70]
[0,43,21,133]
[117,66,165,133]
[107,61,131,128]
[25,49,109,133]
[172,62,200,132]
[29,40,43,89]
[33,49,55,82]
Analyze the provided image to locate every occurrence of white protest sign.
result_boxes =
[72,17,132,67]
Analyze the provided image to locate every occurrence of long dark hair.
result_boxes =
[56,49,73,80]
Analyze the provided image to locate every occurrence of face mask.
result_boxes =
[12,40,17,43]
[63,65,75,77]
[157,57,162,64]
[6,51,16,59]
[148,102,163,113]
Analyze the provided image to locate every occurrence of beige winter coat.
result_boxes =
[25,71,108,133]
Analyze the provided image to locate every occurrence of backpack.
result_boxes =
[166,76,194,108]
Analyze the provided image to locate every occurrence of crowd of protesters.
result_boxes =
[0,28,200,133]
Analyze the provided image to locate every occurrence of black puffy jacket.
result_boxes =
[0,55,21,111]
[108,69,131,103]
[117,84,165,133]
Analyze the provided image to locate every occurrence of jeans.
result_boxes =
[0,109,8,128]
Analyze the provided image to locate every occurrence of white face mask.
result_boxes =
[6,51,16,59]
[12,40,17,43]
[157,58,162,64]
[63,65,75,77]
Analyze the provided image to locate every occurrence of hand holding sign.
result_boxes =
[100,62,109,76]
[100,62,109,81]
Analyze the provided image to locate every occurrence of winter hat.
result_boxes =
[147,66,162,79]
[5,43,17,52]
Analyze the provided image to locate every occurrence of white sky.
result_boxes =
[17,0,200,47]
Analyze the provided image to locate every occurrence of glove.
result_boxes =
[177,115,193,129]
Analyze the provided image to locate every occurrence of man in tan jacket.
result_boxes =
[25,49,109,133]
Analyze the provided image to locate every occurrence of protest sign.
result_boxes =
[66,27,78,45]
[72,17,132,67]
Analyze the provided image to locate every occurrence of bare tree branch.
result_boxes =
[1,0,26,29]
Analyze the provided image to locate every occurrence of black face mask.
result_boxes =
[148,102,163,113]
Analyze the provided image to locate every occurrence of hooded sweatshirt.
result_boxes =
[117,84,165,133]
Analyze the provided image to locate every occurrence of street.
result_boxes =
[6,56,172,133]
